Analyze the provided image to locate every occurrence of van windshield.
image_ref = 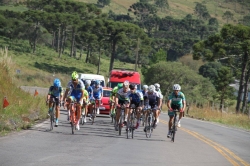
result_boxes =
[110,82,141,90]
[81,79,105,87]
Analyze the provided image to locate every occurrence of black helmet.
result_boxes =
[129,84,136,90]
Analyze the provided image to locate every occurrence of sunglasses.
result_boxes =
[72,79,77,81]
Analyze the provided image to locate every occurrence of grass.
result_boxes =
[186,105,250,130]
[0,36,136,88]
[0,47,47,136]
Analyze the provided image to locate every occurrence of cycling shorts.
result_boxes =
[50,95,60,106]
[168,104,181,117]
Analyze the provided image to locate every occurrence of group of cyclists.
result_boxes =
[46,71,186,137]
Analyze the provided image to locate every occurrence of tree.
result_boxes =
[194,2,211,20]
[128,2,157,22]
[155,0,169,11]
[97,0,110,7]
[144,61,216,102]
[199,62,222,83]
[193,24,250,113]
[150,48,167,65]
[222,11,234,23]
[213,66,235,109]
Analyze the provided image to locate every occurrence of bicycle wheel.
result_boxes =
[131,111,135,139]
[118,111,123,136]
[50,105,55,131]
[92,107,96,125]
[81,107,85,125]
[171,116,177,142]
[146,115,152,138]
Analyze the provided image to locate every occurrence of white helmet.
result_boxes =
[173,84,181,90]
[154,83,160,89]
[123,80,129,86]
[85,80,91,86]
[148,85,155,92]
[143,85,148,90]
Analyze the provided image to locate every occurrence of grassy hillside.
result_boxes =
[0,36,138,88]
[0,47,47,135]
[78,0,247,27]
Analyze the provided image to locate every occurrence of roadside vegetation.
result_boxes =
[0,47,47,136]
[0,0,249,134]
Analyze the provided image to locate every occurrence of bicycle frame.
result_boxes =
[144,105,154,138]
[118,104,125,136]
[70,101,78,134]
[127,104,136,139]
[91,99,99,125]
[170,109,180,142]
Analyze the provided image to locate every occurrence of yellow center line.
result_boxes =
[160,119,250,166]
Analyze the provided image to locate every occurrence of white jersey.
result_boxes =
[117,88,131,101]
[145,91,162,105]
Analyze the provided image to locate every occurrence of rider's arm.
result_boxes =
[115,93,119,106]
[167,99,172,110]
[181,93,186,111]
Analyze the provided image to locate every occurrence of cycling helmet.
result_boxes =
[85,80,91,86]
[95,80,100,85]
[173,84,181,90]
[148,85,155,92]
[53,78,61,87]
[154,83,160,89]
[143,85,148,90]
[123,80,129,86]
[71,71,79,80]
[117,83,123,89]
[129,84,136,90]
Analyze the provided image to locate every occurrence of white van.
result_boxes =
[78,73,106,87]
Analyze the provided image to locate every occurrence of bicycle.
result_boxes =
[141,103,150,127]
[80,100,87,125]
[118,104,126,136]
[90,99,99,125]
[109,100,115,123]
[49,98,56,131]
[144,105,155,138]
[126,104,136,139]
[70,101,78,134]
[169,109,180,142]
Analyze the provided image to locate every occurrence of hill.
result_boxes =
[79,0,248,27]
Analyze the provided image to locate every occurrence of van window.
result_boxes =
[81,79,105,87]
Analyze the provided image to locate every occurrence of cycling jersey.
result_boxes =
[144,91,162,106]
[48,86,63,97]
[168,91,185,108]
[92,85,103,99]
[86,86,93,99]
[83,89,89,101]
[156,89,163,98]
[66,79,85,100]
[117,88,130,101]
[128,90,143,103]
[141,90,147,96]
[110,86,118,100]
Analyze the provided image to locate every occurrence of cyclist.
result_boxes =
[141,85,148,96]
[114,80,130,131]
[128,84,144,129]
[46,78,63,127]
[63,71,85,130]
[167,84,186,137]
[109,83,123,117]
[89,80,103,120]
[85,80,93,121]
[143,85,162,131]
[154,83,162,94]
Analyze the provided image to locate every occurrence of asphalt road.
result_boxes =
[0,86,248,166]
[0,108,249,166]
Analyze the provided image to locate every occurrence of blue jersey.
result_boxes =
[86,86,93,98]
[48,86,63,97]
[66,79,85,99]
[92,85,103,99]
[141,90,147,96]
[129,90,143,103]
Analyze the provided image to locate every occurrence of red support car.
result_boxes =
[99,87,112,115]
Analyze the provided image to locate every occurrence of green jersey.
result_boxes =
[110,86,118,100]
[168,91,185,108]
